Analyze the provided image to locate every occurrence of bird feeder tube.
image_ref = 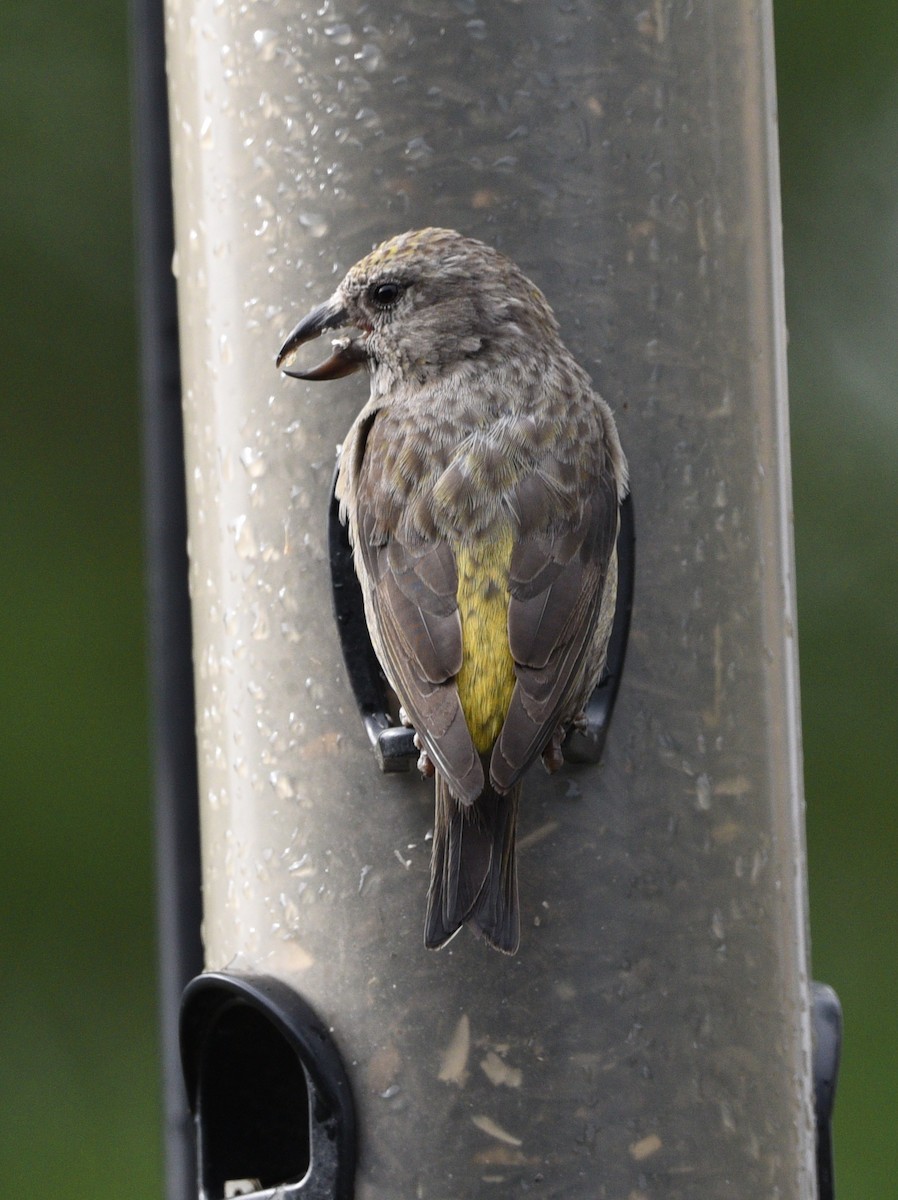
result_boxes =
[164,1,816,1197]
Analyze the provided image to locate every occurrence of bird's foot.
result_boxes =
[413,733,435,780]
[541,728,565,774]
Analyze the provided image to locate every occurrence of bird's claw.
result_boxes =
[417,747,435,780]
[570,710,588,733]
[541,728,565,774]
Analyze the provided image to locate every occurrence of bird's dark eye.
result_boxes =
[368,280,404,308]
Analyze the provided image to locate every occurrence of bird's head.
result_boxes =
[276,227,561,385]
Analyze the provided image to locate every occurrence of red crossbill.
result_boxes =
[278,228,627,953]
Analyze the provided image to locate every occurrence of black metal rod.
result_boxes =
[130,0,203,1196]
[812,982,842,1200]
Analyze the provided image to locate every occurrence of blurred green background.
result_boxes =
[1,2,894,1195]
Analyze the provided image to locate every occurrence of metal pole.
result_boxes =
[164,2,816,1195]
[131,0,203,1194]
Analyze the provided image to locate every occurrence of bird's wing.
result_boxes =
[352,414,484,804]
[490,458,620,792]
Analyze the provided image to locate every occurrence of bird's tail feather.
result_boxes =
[425,773,520,954]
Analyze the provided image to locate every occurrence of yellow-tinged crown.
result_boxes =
[352,227,464,275]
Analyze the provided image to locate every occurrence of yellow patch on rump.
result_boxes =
[454,527,516,753]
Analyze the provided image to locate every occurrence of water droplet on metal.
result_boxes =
[324,22,353,45]
[252,28,279,61]
[251,605,270,641]
[696,773,712,810]
[405,136,433,161]
[354,43,383,72]
[269,771,296,800]
[299,211,329,238]
[233,515,258,559]
[240,447,267,478]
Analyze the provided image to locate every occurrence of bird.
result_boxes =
[277,228,627,954]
